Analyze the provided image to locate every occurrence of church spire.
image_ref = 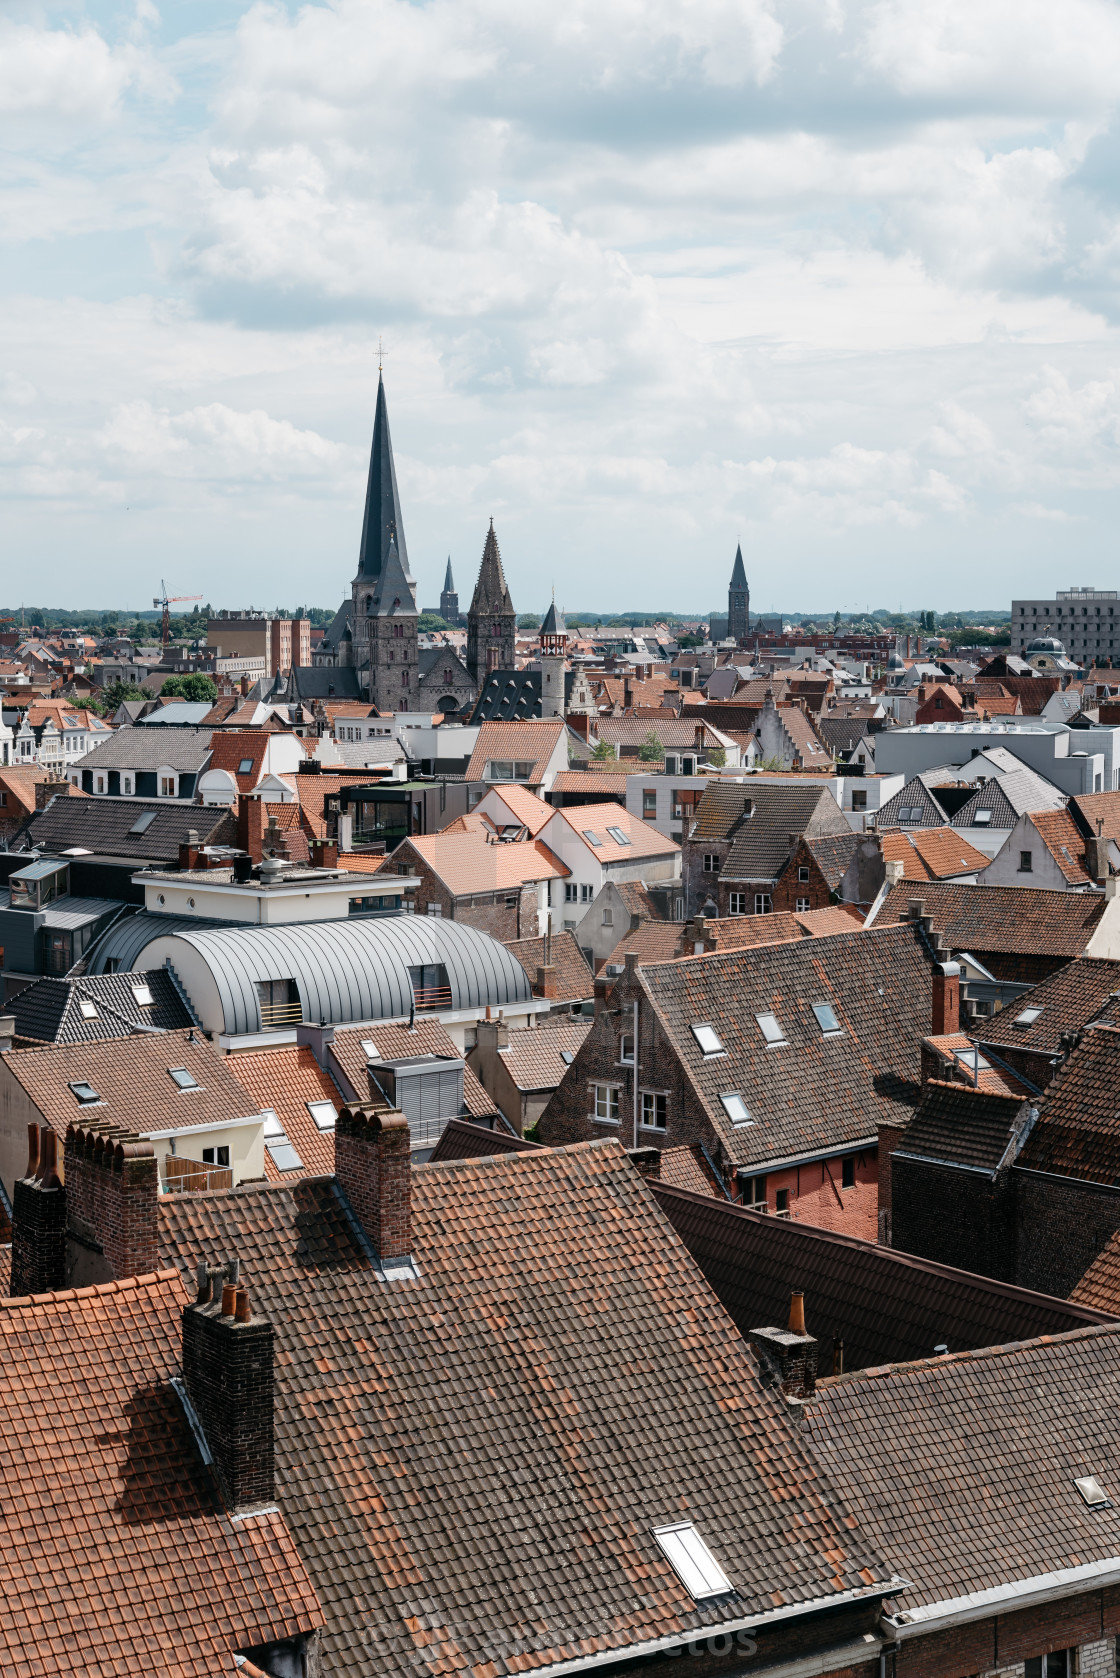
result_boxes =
[468,519,515,617]
[443,555,455,593]
[356,372,410,584]
[728,541,749,644]
[730,542,747,590]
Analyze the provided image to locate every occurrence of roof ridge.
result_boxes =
[1,1267,181,1309]
[819,1319,1120,1389]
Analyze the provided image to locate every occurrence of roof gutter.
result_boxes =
[524,1580,908,1678]
[735,1136,880,1178]
[884,1555,1120,1639]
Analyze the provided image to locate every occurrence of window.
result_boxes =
[393,623,404,638]
[601,908,613,926]
[581,883,594,902]
[606,826,631,846]
[729,892,747,915]
[812,1002,842,1035]
[160,776,176,797]
[69,1080,101,1104]
[774,1188,790,1214]
[720,1091,753,1127]
[360,1039,380,1059]
[642,790,657,819]
[797,866,809,883]
[690,1022,724,1056]
[594,1084,620,1122]
[78,999,99,1020]
[851,790,867,811]
[307,1100,338,1132]
[202,1145,231,1168]
[564,882,578,902]
[619,1033,635,1063]
[652,1522,733,1600]
[426,902,442,917]
[123,776,132,795]
[754,893,773,915]
[841,1156,855,1188]
[238,757,254,774]
[129,810,157,835]
[898,806,921,825]
[168,1066,201,1091]
[795,896,811,913]
[95,776,105,794]
[973,809,992,825]
[1025,1655,1071,1678]
[755,1011,787,1046]
[582,830,603,847]
[703,854,720,873]
[641,1091,667,1130]
[1018,850,1033,873]
[1073,1475,1110,1508]
[131,984,153,1006]
[1014,1005,1043,1028]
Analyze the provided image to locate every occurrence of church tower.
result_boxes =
[728,543,750,644]
[439,558,460,626]
[350,372,418,709]
[538,597,567,719]
[466,521,516,685]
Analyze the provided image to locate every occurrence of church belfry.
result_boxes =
[350,372,419,709]
[466,521,517,685]
[439,557,460,626]
[728,542,750,643]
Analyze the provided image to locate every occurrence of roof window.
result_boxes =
[691,1022,724,1056]
[129,810,157,835]
[811,1002,842,1035]
[131,983,154,1007]
[583,830,603,846]
[361,1039,381,1060]
[69,1080,101,1105]
[755,1011,787,1046]
[606,826,631,846]
[78,999,100,1020]
[168,1066,201,1091]
[652,1522,733,1600]
[720,1091,753,1127]
[237,757,254,774]
[973,809,992,825]
[1014,1005,1043,1028]
[1074,1475,1111,1508]
[307,1099,337,1132]
[560,1049,574,1065]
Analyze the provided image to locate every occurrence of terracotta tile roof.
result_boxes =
[880,828,990,881]
[795,904,866,935]
[497,1019,593,1089]
[0,1271,321,1675]
[227,1044,347,1179]
[615,880,665,917]
[611,919,689,964]
[806,1321,1120,1613]
[919,1035,1033,1097]
[398,831,568,895]
[978,956,1120,1057]
[338,850,386,874]
[1070,790,1120,844]
[1017,1023,1120,1182]
[549,801,681,859]
[426,1116,539,1162]
[207,730,280,792]
[897,1079,1031,1171]
[0,765,51,819]
[328,1020,498,1119]
[876,879,1106,960]
[502,930,593,1000]
[464,718,567,782]
[658,1144,729,1197]
[1071,1228,1120,1312]
[1029,808,1094,885]
[550,768,630,793]
[705,911,807,950]
[485,782,555,833]
[655,1182,1112,1377]
[156,1141,894,1676]
[692,781,848,876]
[4,1029,263,1147]
[594,717,727,750]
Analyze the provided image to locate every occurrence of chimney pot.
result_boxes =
[220,1281,237,1317]
[788,1289,806,1336]
[234,1287,251,1323]
[24,1122,39,1180]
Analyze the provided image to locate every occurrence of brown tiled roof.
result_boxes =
[328,1019,497,1119]
[795,904,866,935]
[399,831,568,895]
[156,1141,893,1677]
[694,781,849,879]
[0,765,50,819]
[705,911,807,949]
[615,880,665,918]
[876,879,1106,958]
[594,717,727,750]
[464,718,566,782]
[611,919,689,964]
[658,1144,729,1197]
[0,1271,321,1675]
[638,923,931,1168]
[426,1116,539,1161]
[498,1019,593,1089]
[880,828,990,881]
[227,1044,347,1179]
[806,1321,1120,1612]
[1030,808,1094,885]
[550,768,630,793]
[1017,1024,1120,1182]
[1072,1228,1120,1312]
[979,956,1120,1057]
[502,930,593,1000]
[3,1029,263,1146]
[801,831,861,890]
[549,801,681,860]
[1070,790,1120,844]
[655,1182,1112,1376]
[896,1080,1030,1171]
[207,729,282,791]
[338,849,386,874]
[484,782,555,833]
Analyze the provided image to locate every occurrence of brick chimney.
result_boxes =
[931,960,961,1036]
[309,838,339,869]
[178,828,201,871]
[10,1124,67,1297]
[335,1105,412,1265]
[238,795,267,864]
[63,1124,159,1282]
[627,1146,661,1179]
[35,773,65,811]
[750,1291,817,1403]
[1085,828,1110,884]
[183,1268,274,1512]
[535,964,559,999]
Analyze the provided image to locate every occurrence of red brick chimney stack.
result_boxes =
[63,1124,159,1282]
[9,1124,67,1297]
[183,1265,275,1512]
[931,960,961,1036]
[335,1106,412,1264]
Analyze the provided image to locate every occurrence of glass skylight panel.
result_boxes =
[690,1022,724,1056]
[560,1049,574,1065]
[1074,1475,1111,1508]
[811,1002,841,1034]
[131,984,154,1007]
[755,1011,787,1046]
[78,1000,99,1020]
[307,1100,338,1132]
[168,1066,201,1090]
[973,809,992,824]
[720,1092,753,1127]
[69,1080,101,1104]
[582,830,603,846]
[129,810,157,835]
[606,826,631,846]
[652,1522,733,1600]
[361,1039,381,1060]
[261,1109,285,1138]
[238,757,255,774]
[266,1140,302,1172]
[1014,1006,1043,1028]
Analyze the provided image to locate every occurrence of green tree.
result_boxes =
[707,746,726,769]
[418,613,455,632]
[99,680,149,713]
[161,673,218,703]
[638,732,664,763]
[675,632,705,649]
[590,739,617,761]
[517,613,543,630]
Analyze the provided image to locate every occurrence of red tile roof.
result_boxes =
[464,718,567,783]
[227,1045,346,1179]
[880,827,990,881]
[549,801,681,860]
[399,831,568,895]
[1029,808,1093,885]
[496,1019,592,1090]
[502,931,593,1000]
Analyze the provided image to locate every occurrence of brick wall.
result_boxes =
[1015,1171,1120,1297]
[335,1106,412,1260]
[63,1125,159,1285]
[182,1292,275,1511]
[892,1154,1016,1281]
[398,844,539,939]
[771,840,834,914]
[767,1148,878,1239]
[10,1174,67,1296]
[682,839,730,917]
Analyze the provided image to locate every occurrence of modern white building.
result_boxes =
[873,721,1119,797]
[1011,586,1120,661]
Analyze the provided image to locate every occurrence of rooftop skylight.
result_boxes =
[720,1091,753,1127]
[583,830,603,846]
[652,1522,733,1600]
[78,1000,99,1020]
[1074,1475,1111,1508]
[755,1011,787,1046]
[168,1066,201,1091]
[307,1099,337,1132]
[238,757,254,775]
[606,826,631,846]
[691,1022,724,1056]
[131,984,154,1007]
[361,1039,381,1060]
[1014,1005,1043,1028]
[69,1080,101,1104]
[811,1002,842,1035]
[129,810,157,835]
[262,1107,303,1170]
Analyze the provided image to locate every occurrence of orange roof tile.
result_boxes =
[399,831,569,896]
[1030,808,1094,886]
[338,850,386,874]
[227,1044,344,1179]
[328,1020,498,1119]
[464,718,567,783]
[550,801,681,859]
[484,782,555,834]
[880,827,990,881]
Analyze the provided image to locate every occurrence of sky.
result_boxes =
[5,0,1120,617]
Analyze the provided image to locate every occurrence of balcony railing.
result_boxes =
[161,1157,233,1194]
[411,985,453,1012]
[259,1001,304,1029]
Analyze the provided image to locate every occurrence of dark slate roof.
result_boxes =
[426,1116,538,1161]
[8,969,193,1044]
[806,1322,1120,1613]
[156,1141,894,1678]
[729,542,748,590]
[653,1182,1113,1376]
[79,727,214,772]
[540,598,566,637]
[876,880,1106,959]
[366,531,417,617]
[802,831,861,890]
[894,1080,1030,1174]
[950,767,1066,829]
[636,923,930,1168]
[978,956,1120,1058]
[282,664,363,701]
[693,782,849,881]
[313,599,353,657]
[815,717,874,757]
[442,555,455,592]
[877,775,952,830]
[1017,1023,1120,1182]
[15,798,234,864]
[467,519,515,617]
[355,372,410,584]
[469,669,573,722]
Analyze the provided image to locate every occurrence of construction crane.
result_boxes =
[153,581,203,649]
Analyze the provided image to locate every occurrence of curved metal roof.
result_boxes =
[112,915,532,1035]
[87,911,231,975]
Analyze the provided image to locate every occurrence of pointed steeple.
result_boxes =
[370,532,418,617]
[469,520,515,617]
[356,373,410,583]
[443,555,455,593]
[540,597,566,639]
[730,542,748,590]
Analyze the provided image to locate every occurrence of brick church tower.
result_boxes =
[466,521,517,686]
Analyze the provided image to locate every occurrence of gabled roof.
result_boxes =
[0,1271,322,1676]
[951,766,1066,825]
[482,781,554,834]
[467,519,515,617]
[895,1079,1030,1172]
[978,956,1120,1056]
[367,530,418,617]
[654,1182,1111,1377]
[497,1018,592,1089]
[547,801,681,861]
[879,827,990,881]
[875,879,1106,959]
[226,1044,346,1180]
[401,831,568,896]
[1070,790,1120,844]
[7,969,193,1045]
[465,717,567,782]
[327,1018,498,1120]
[696,782,849,880]
[1017,1023,1120,1182]
[801,830,862,890]
[156,1141,895,1678]
[1028,808,1094,885]
[1071,1228,1120,1312]
[206,729,303,792]
[16,796,233,862]
[356,371,410,584]
[80,726,214,772]
[502,930,593,1000]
